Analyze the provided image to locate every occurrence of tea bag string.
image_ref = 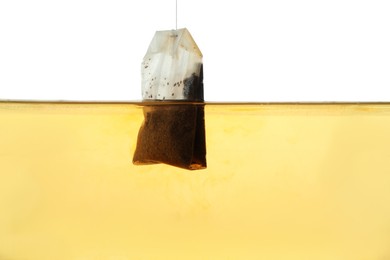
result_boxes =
[175,0,178,31]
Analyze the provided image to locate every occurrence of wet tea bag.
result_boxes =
[133,28,206,170]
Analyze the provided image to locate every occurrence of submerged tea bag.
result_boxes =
[133,28,206,170]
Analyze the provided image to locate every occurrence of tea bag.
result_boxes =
[133,28,206,170]
[140,28,203,101]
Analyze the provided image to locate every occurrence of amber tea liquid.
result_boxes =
[1,102,390,259]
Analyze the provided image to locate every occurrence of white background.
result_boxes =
[0,0,389,101]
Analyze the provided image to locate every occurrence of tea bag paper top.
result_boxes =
[141,28,203,101]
